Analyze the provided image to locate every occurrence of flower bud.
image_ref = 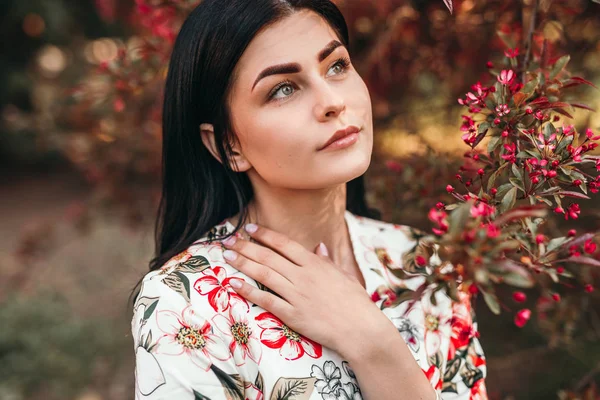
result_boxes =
[584,284,594,293]
[512,291,527,303]
[567,229,576,237]
[535,234,546,244]
[514,308,531,328]
[446,185,455,193]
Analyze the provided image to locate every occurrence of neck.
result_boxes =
[227,182,355,268]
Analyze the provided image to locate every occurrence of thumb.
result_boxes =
[314,242,330,258]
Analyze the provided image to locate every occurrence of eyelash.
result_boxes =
[267,56,352,102]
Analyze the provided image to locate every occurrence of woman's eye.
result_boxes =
[326,57,351,77]
[267,57,350,102]
[269,81,295,101]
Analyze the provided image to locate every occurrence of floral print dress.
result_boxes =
[132,210,488,400]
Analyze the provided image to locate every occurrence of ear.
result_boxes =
[199,123,252,172]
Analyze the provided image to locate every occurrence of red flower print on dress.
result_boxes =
[255,312,322,361]
[155,305,231,372]
[422,364,442,390]
[194,266,249,313]
[447,292,477,360]
[212,304,263,366]
[243,381,264,400]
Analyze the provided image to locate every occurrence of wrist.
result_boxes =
[335,313,400,364]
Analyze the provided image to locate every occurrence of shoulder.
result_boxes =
[134,222,246,317]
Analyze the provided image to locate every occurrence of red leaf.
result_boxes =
[530,97,549,105]
[555,191,591,199]
[568,77,599,90]
[554,108,574,119]
[570,103,597,112]
[536,102,571,110]
[494,204,548,226]
[564,256,600,267]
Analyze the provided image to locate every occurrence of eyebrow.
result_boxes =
[251,39,344,91]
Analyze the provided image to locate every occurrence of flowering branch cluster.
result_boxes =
[400,13,599,330]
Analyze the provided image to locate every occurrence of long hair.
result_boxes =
[130,0,379,305]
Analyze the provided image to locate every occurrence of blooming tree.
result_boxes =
[399,0,600,338]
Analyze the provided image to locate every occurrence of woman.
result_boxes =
[131,0,488,399]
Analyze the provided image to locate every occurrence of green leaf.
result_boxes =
[546,236,568,254]
[521,75,540,94]
[511,163,524,181]
[487,136,502,153]
[500,186,518,213]
[178,255,211,273]
[193,390,212,400]
[481,289,501,315]
[174,271,191,301]
[143,300,159,321]
[549,55,570,79]
[448,201,475,239]
[543,122,556,139]
[509,177,525,193]
[478,122,491,134]
[496,182,514,199]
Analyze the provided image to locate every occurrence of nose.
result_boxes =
[313,82,346,122]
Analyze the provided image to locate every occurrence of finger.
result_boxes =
[223,233,300,279]
[243,223,312,266]
[314,242,330,259]
[229,278,293,316]
[222,248,295,296]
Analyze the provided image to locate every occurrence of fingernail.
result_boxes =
[319,242,329,257]
[223,236,236,246]
[229,279,243,289]
[223,250,238,261]
[244,223,258,233]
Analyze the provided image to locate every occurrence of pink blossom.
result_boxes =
[565,203,581,220]
[470,202,495,218]
[496,104,510,116]
[586,128,600,140]
[501,143,517,163]
[562,124,575,136]
[535,133,556,151]
[567,145,584,162]
[486,223,500,238]
[504,48,520,58]
[584,239,597,254]
[497,70,515,85]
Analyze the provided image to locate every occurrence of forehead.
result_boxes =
[233,10,342,84]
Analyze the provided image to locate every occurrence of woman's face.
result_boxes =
[225,9,373,190]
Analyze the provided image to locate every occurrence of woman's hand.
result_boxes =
[221,223,392,358]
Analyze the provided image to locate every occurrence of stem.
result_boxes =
[522,0,540,83]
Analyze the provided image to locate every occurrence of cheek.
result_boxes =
[241,114,306,166]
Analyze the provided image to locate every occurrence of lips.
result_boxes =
[319,125,361,150]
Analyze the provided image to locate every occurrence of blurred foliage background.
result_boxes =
[1,0,599,399]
